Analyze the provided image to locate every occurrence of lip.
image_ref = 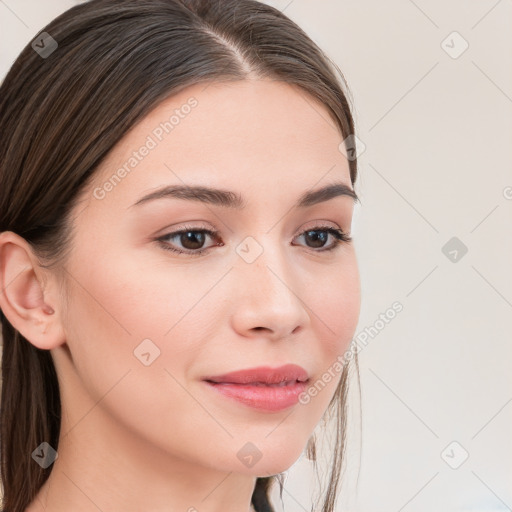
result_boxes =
[203,364,309,412]
[203,364,309,385]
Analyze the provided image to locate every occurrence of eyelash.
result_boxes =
[155,224,352,257]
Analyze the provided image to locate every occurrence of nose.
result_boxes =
[229,243,311,341]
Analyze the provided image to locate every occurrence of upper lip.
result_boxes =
[203,364,309,385]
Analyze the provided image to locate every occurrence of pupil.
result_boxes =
[182,232,204,249]
[306,230,326,248]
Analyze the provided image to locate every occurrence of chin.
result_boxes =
[235,449,304,477]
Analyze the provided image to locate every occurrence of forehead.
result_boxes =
[83,79,352,213]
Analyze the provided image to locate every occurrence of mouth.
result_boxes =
[203,364,310,412]
[205,379,308,387]
[203,363,309,386]
[202,367,310,412]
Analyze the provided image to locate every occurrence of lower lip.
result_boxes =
[204,380,308,412]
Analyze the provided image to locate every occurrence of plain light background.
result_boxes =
[1,1,511,511]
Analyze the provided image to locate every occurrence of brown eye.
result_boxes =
[294,226,352,251]
[177,231,207,250]
[156,228,221,256]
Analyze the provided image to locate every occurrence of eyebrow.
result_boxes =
[129,181,359,210]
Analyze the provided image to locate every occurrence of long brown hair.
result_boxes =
[0,1,360,510]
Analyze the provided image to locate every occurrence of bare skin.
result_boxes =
[0,78,360,512]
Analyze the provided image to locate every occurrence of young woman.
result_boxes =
[0,1,361,511]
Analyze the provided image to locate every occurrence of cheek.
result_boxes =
[61,245,220,397]
[310,257,361,353]
[86,246,226,339]
[60,259,212,456]
[299,259,360,408]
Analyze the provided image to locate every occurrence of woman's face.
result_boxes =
[54,78,361,476]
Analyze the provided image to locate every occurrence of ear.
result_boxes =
[0,231,66,350]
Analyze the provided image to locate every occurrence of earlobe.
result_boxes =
[0,231,66,350]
